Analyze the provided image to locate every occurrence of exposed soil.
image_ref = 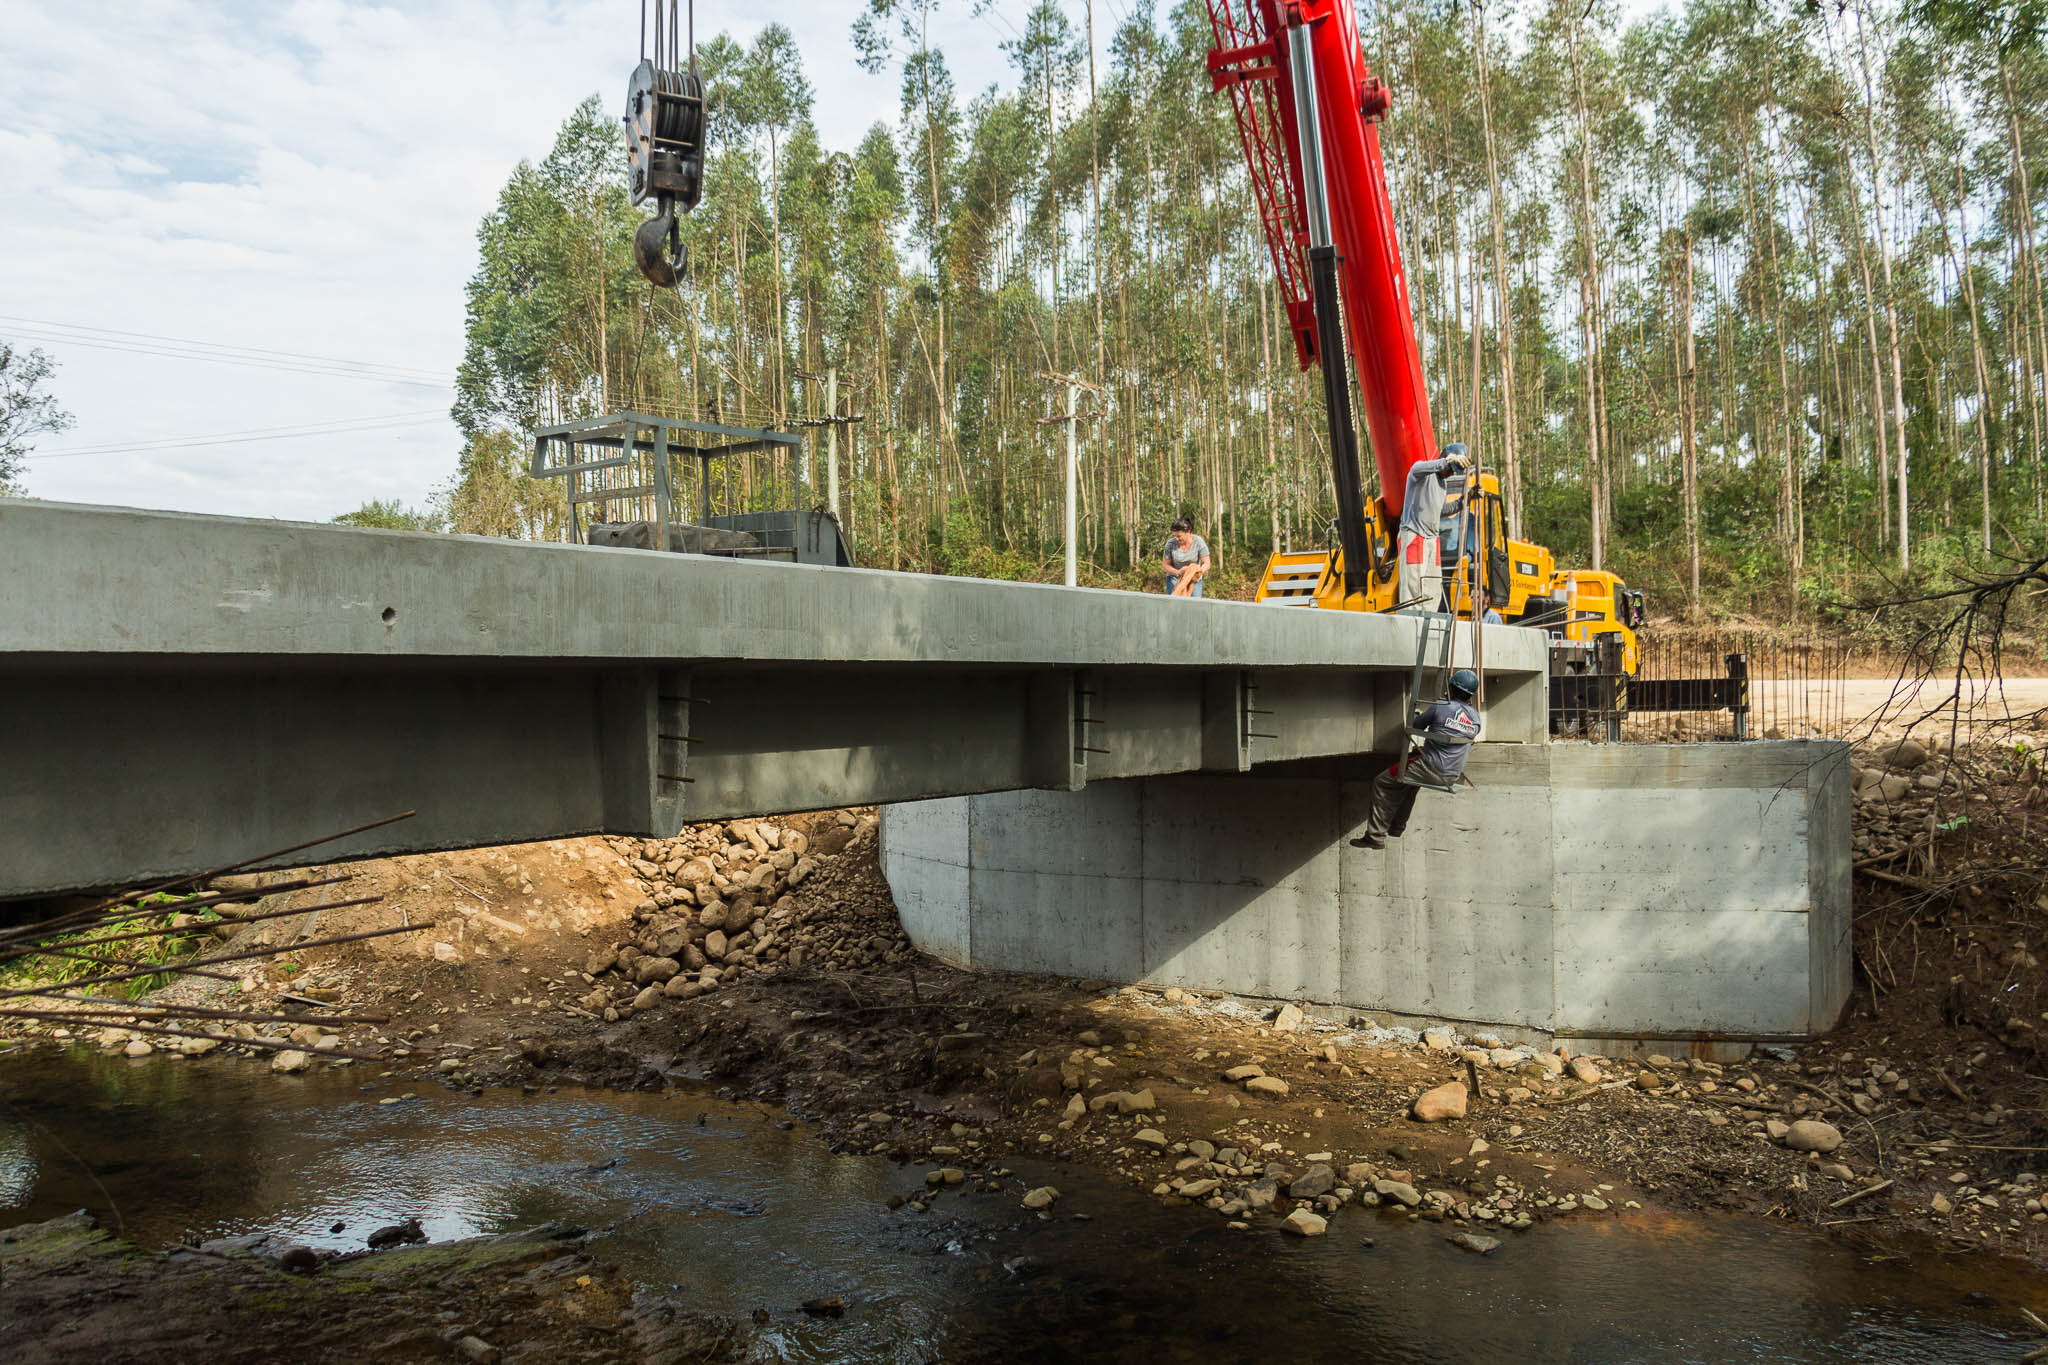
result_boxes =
[5,726,2045,1275]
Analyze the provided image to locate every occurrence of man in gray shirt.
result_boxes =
[1396,443,1470,613]
[1351,668,1482,849]
[1162,517,1211,597]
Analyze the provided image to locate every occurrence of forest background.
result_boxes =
[339,0,2044,645]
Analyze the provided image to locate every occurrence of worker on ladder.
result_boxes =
[1350,667,1481,850]
[1395,443,1470,613]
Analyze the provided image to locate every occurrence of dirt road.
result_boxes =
[1723,674,2048,740]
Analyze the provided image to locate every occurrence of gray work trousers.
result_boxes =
[1362,758,1422,840]
[1396,530,1441,613]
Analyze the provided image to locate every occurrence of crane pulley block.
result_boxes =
[624,2,705,289]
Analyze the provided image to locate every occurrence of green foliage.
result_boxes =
[0,894,220,1001]
[333,500,442,532]
[0,343,74,496]
[441,430,564,540]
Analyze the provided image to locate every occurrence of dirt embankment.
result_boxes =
[7,729,2045,1267]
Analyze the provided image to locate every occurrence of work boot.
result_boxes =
[1349,833,1386,850]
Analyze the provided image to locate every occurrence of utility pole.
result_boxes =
[792,370,864,522]
[826,367,839,520]
[1038,371,1104,587]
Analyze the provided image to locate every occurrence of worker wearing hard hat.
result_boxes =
[1396,443,1472,613]
[1350,667,1481,850]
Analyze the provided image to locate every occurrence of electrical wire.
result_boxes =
[1,330,452,389]
[0,317,450,388]
[0,316,450,380]
[25,411,447,461]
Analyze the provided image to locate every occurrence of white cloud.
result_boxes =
[2,0,1027,521]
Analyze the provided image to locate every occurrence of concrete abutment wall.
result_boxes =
[880,741,1853,1046]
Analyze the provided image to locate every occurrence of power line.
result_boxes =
[0,318,451,389]
[1,330,453,389]
[0,316,450,382]
[25,411,448,461]
[974,0,1026,46]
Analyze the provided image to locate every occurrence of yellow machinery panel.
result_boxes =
[1254,472,1640,672]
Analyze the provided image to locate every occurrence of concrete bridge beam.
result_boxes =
[0,501,1547,897]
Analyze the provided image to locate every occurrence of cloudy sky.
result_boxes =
[2,0,1033,521]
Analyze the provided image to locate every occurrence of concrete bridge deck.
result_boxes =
[0,500,1544,898]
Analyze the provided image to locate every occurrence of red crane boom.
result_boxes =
[1207,0,1439,586]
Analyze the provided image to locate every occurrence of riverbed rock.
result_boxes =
[1244,1075,1290,1097]
[722,899,758,935]
[1022,1186,1059,1210]
[1883,737,1929,770]
[1221,1063,1265,1082]
[704,930,728,960]
[455,1336,501,1364]
[1289,1165,1337,1200]
[1272,1003,1305,1032]
[632,985,662,1011]
[1282,1208,1328,1237]
[1448,1232,1501,1255]
[366,1218,426,1249]
[1134,1129,1168,1149]
[269,1245,318,1274]
[634,955,679,985]
[270,1049,310,1074]
[1373,1179,1422,1208]
[1568,1056,1603,1084]
[1784,1120,1843,1153]
[1411,1081,1467,1122]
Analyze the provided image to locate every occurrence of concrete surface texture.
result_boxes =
[881,741,1854,1043]
[0,500,1546,896]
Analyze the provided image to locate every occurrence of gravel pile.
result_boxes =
[578,810,913,1020]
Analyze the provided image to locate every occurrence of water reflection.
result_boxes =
[0,1049,2037,1364]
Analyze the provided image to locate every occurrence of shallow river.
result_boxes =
[1,1050,2042,1363]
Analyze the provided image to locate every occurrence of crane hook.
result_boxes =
[633,202,685,289]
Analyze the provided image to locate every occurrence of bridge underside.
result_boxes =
[0,502,1546,898]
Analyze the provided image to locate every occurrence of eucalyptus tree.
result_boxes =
[856,0,966,504]
[0,344,72,496]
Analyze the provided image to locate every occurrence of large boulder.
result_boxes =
[1881,737,1929,771]
[634,956,679,986]
[1783,1120,1843,1153]
[1411,1081,1468,1122]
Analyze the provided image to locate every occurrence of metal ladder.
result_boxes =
[1399,610,1474,793]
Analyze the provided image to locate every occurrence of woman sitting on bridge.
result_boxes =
[1162,517,1211,598]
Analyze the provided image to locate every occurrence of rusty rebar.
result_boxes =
[0,922,431,1002]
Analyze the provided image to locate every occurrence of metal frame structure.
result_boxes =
[530,411,801,550]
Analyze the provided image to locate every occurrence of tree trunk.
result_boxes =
[1474,4,1521,538]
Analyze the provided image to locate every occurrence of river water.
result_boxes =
[1,1049,2041,1363]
